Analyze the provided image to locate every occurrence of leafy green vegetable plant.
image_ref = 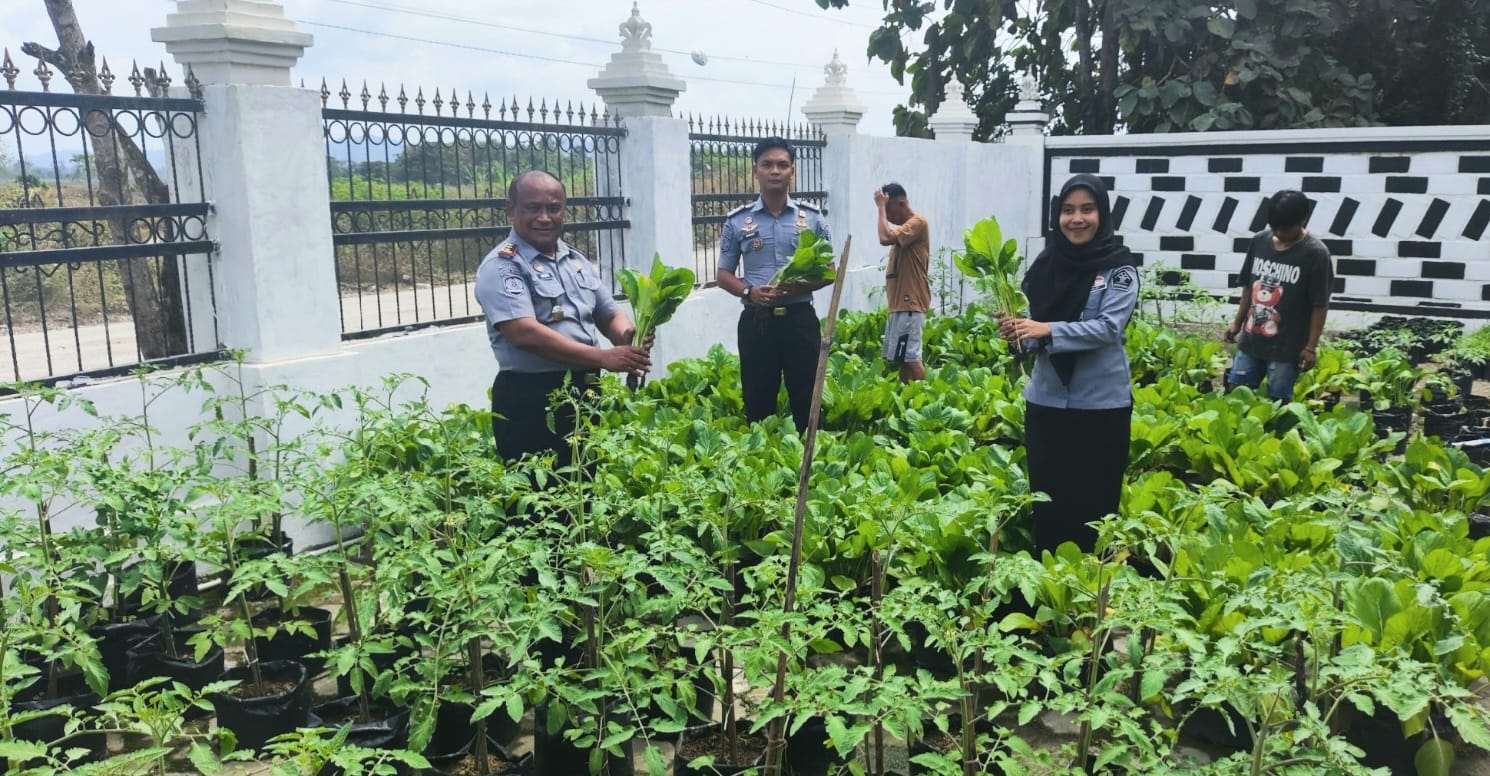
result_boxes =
[951,215,1024,316]
[768,229,835,286]
[617,253,695,347]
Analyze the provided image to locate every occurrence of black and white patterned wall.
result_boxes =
[1046,142,1490,315]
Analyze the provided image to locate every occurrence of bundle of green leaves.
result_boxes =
[768,229,836,286]
[953,215,1025,316]
[617,253,696,347]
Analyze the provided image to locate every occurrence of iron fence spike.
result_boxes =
[185,65,203,101]
[33,54,54,93]
[0,49,17,90]
[97,56,115,94]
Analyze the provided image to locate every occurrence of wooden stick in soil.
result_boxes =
[761,236,852,776]
[869,550,885,776]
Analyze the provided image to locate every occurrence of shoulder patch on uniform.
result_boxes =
[1111,265,1137,292]
[726,203,751,217]
[497,242,518,258]
[502,275,525,296]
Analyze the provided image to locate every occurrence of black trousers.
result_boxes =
[1024,402,1132,556]
[738,303,820,433]
[491,370,599,466]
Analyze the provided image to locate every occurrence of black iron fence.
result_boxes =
[322,81,628,339]
[0,51,220,386]
[687,116,827,286]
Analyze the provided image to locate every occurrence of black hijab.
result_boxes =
[1023,174,1136,384]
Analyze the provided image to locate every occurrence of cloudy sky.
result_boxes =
[3,0,917,135]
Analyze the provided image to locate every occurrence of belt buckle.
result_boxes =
[772,306,787,317]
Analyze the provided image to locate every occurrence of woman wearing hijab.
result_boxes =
[999,174,1140,556]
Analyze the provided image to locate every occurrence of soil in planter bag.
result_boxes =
[210,660,312,752]
[126,629,225,693]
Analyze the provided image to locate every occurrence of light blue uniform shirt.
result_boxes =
[473,231,618,373]
[718,197,831,307]
[1021,264,1141,410]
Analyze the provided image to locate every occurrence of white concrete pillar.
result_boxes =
[618,116,692,274]
[801,51,865,135]
[152,1,341,362]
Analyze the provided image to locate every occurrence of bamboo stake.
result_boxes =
[762,236,853,776]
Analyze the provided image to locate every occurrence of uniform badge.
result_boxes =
[533,260,549,275]
[743,215,754,225]
[551,306,566,321]
[797,210,806,218]
[497,243,517,258]
[796,219,807,228]
[1092,274,1107,289]
[502,276,525,296]
[1111,266,1137,292]
[751,238,762,250]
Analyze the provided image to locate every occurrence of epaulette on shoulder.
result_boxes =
[726,203,751,218]
[796,201,822,213]
[496,242,519,259]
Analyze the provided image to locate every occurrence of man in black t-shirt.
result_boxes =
[1223,190,1333,401]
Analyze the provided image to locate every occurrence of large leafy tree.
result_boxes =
[816,0,1488,136]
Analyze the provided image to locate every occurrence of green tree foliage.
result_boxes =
[814,0,1489,135]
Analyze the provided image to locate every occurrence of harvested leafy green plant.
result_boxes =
[618,253,696,346]
[769,229,836,286]
[953,214,1025,316]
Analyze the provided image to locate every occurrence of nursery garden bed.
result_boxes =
[4,304,1490,775]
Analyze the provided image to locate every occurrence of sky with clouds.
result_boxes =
[3,0,919,135]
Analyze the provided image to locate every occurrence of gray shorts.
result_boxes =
[882,311,925,363]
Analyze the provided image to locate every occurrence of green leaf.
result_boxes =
[1207,17,1236,37]
[1414,737,1454,776]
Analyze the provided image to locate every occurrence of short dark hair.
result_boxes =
[507,169,565,203]
[881,182,907,199]
[1267,190,1312,231]
[751,136,795,163]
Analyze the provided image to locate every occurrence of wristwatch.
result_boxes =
[741,285,753,306]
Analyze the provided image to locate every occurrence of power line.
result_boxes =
[294,19,910,97]
[737,0,880,27]
[307,0,866,69]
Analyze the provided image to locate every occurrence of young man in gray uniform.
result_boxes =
[715,137,833,433]
[473,170,650,464]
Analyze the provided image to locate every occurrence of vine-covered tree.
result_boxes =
[816,0,1489,137]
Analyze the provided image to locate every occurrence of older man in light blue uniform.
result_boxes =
[474,170,649,464]
[716,137,832,432]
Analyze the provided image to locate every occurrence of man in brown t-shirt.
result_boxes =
[875,183,931,382]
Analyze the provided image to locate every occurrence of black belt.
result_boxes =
[496,369,600,386]
[744,301,813,317]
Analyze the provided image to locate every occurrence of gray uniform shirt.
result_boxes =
[473,232,618,373]
[718,197,831,307]
[1021,264,1141,410]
